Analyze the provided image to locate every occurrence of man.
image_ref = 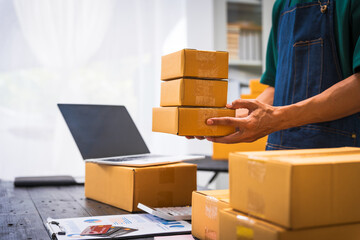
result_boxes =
[193,0,360,149]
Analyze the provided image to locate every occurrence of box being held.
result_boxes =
[229,147,360,229]
[191,190,230,240]
[219,208,360,240]
[160,78,228,107]
[85,162,196,212]
[152,107,235,136]
[161,49,228,80]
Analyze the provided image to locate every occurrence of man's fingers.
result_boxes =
[228,99,259,111]
[185,136,205,140]
[207,117,246,127]
[195,136,205,140]
[205,132,243,144]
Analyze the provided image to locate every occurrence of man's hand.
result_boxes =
[205,99,279,143]
[186,73,360,144]
[185,108,249,141]
[185,136,205,140]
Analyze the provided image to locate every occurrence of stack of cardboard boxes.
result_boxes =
[212,79,268,160]
[192,147,360,239]
[152,49,235,136]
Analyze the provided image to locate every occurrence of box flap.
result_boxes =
[220,208,281,240]
[161,49,184,80]
[133,163,196,210]
[152,107,179,134]
[220,208,360,240]
[192,189,230,240]
[160,79,182,106]
[196,189,229,203]
[230,147,360,165]
[229,153,292,227]
[85,163,135,212]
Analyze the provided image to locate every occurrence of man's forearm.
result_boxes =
[256,86,274,105]
[275,73,360,131]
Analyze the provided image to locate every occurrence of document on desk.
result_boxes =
[45,214,191,240]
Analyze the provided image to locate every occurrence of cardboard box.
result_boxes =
[240,94,259,99]
[161,49,228,80]
[229,147,360,229]
[192,190,230,240]
[249,79,268,94]
[160,78,228,107]
[219,208,360,240]
[85,162,196,212]
[152,107,235,136]
[212,136,267,160]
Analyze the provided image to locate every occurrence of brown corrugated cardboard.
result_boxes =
[249,79,268,94]
[240,94,259,99]
[152,107,235,136]
[160,78,228,107]
[229,147,360,229]
[219,208,360,240]
[191,190,230,240]
[161,49,228,80]
[212,137,267,160]
[85,162,196,212]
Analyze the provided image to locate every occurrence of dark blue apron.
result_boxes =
[266,0,360,150]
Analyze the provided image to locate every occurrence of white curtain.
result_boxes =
[0,0,215,180]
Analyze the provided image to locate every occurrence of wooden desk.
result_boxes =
[0,158,226,239]
[0,180,154,240]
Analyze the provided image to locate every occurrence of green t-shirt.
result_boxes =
[261,0,360,87]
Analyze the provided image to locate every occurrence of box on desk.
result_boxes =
[152,107,235,136]
[160,78,228,107]
[161,49,228,80]
[229,147,360,229]
[212,137,267,160]
[191,190,230,240]
[85,162,197,212]
[219,208,360,240]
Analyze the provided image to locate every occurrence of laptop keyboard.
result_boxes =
[103,155,163,162]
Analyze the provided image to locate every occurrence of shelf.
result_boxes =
[229,59,262,67]
[227,0,261,5]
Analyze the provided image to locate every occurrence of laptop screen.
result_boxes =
[58,104,150,159]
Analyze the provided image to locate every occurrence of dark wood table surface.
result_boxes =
[0,180,158,240]
[0,158,227,239]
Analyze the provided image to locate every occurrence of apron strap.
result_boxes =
[286,0,291,7]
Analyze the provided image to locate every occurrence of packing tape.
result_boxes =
[195,79,212,94]
[195,96,216,106]
[159,167,175,184]
[247,189,265,217]
[204,196,219,240]
[194,79,215,105]
[204,227,217,240]
[236,215,255,240]
[247,160,266,182]
[196,51,219,78]
[205,196,219,220]
[157,191,173,206]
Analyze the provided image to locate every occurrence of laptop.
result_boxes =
[57,104,204,166]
